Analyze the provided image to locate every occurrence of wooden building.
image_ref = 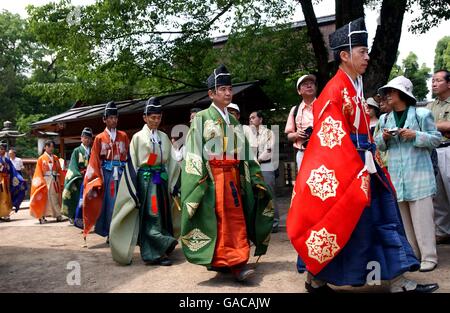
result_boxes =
[31,80,273,160]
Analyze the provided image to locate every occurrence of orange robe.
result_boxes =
[210,158,249,268]
[82,129,129,237]
[30,153,64,219]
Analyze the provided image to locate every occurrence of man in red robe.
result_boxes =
[83,101,129,244]
[287,17,438,293]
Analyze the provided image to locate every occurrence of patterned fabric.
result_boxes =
[374,106,441,201]
[82,129,129,237]
[287,68,419,280]
[30,153,64,219]
[180,105,273,266]
[2,157,26,212]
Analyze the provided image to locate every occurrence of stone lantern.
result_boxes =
[0,121,26,149]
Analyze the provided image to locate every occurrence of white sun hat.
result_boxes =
[296,74,316,90]
[366,97,379,109]
[227,103,240,112]
[378,76,416,105]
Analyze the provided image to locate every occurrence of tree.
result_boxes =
[389,52,430,101]
[25,0,315,114]
[402,52,430,101]
[298,0,449,96]
[434,36,450,71]
[0,11,34,124]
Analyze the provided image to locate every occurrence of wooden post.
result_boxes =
[60,137,65,160]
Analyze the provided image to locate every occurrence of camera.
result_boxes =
[386,127,399,136]
[303,126,313,148]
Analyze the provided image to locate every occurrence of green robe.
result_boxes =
[61,144,89,219]
[109,125,180,265]
[180,104,274,265]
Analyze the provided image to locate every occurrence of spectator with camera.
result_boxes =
[374,76,441,272]
[284,74,316,273]
[285,74,317,171]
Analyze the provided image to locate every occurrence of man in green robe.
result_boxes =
[109,97,180,266]
[61,127,93,227]
[180,64,274,282]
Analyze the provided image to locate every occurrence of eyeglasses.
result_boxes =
[300,81,315,87]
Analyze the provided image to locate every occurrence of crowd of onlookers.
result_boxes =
[283,68,450,273]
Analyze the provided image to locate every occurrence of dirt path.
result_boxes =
[1,204,449,293]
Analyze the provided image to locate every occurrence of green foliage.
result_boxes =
[14,114,46,158]
[434,36,450,71]
[408,0,450,34]
[391,52,430,101]
[1,0,448,152]
[23,0,313,120]
[0,10,34,124]
[212,25,316,111]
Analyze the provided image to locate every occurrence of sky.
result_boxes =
[2,0,449,99]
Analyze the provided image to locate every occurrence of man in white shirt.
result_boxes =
[248,111,279,233]
[284,74,317,171]
[8,149,24,176]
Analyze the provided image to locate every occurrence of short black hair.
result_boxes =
[333,47,350,63]
[434,69,450,83]
[41,140,55,154]
[251,110,263,119]
[190,107,202,113]
[44,140,55,148]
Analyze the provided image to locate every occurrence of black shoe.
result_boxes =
[146,257,172,266]
[207,266,231,273]
[166,240,178,255]
[159,257,173,266]
[106,237,110,244]
[271,226,279,233]
[234,267,255,282]
[305,282,335,294]
[401,283,439,293]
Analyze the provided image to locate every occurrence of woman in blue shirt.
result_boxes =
[375,76,441,272]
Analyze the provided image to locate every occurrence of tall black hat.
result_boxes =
[329,17,368,51]
[206,64,232,90]
[144,97,162,115]
[104,101,118,117]
[81,127,93,138]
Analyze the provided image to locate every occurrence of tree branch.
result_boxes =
[297,0,331,90]
[148,71,204,89]
[83,1,235,42]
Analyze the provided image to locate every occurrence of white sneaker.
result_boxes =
[420,261,437,272]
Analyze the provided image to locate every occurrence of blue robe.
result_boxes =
[315,134,419,285]
[94,161,125,237]
[2,157,27,211]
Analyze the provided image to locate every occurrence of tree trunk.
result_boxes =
[298,0,331,90]
[335,0,364,28]
[364,0,407,97]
